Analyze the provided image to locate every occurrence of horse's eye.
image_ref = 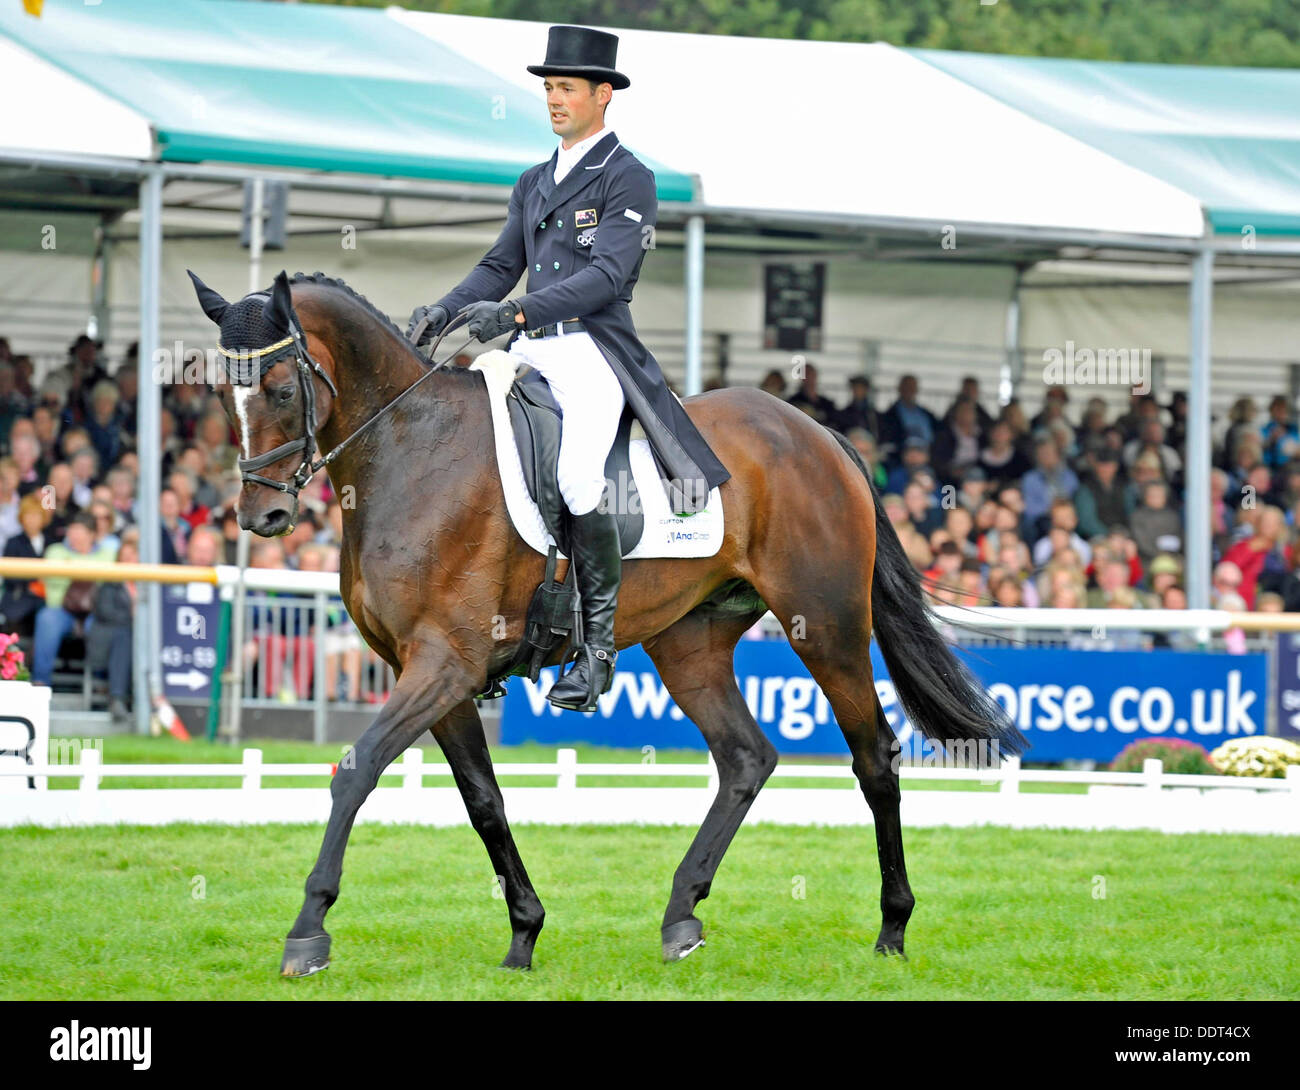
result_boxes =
[277,386,294,402]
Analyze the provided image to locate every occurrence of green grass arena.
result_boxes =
[1,739,1296,1000]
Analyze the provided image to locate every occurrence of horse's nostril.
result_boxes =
[260,509,292,535]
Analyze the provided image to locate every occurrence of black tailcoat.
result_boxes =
[435,130,729,512]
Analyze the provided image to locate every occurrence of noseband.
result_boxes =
[219,312,472,499]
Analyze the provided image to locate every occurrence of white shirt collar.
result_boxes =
[554,127,613,185]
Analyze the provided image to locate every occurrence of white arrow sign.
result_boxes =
[165,669,209,691]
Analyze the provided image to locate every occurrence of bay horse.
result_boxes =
[189,269,1028,976]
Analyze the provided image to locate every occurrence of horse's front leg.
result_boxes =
[280,646,477,977]
[431,700,546,969]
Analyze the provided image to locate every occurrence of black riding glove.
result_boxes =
[406,303,450,347]
[459,299,521,343]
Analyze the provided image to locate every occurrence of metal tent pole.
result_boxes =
[224,177,265,746]
[134,167,164,734]
[684,213,705,396]
[1001,273,1022,407]
[1186,245,1215,611]
[90,222,111,347]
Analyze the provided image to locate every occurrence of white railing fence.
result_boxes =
[1,748,1297,835]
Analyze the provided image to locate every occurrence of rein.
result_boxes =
[230,312,474,498]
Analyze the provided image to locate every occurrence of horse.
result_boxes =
[188,268,1028,976]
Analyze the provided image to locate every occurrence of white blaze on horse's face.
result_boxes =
[233,384,255,462]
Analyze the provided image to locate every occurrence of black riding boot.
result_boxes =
[548,505,621,712]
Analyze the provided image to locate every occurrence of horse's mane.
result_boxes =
[287,270,432,369]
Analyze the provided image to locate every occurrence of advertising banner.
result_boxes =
[1273,632,1300,740]
[501,640,1268,763]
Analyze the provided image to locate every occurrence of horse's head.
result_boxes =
[187,269,339,538]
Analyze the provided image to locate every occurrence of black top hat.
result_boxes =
[527,25,630,90]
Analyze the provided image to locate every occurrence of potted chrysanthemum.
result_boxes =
[0,631,31,682]
[1210,736,1300,778]
[0,633,52,791]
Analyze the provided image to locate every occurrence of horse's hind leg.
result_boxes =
[851,688,915,955]
[430,699,545,969]
[766,603,916,956]
[642,607,777,962]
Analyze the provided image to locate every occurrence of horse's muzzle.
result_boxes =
[239,503,296,538]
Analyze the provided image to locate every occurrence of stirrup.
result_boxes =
[475,675,509,701]
[547,645,616,711]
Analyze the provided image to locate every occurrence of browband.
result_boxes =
[217,335,297,384]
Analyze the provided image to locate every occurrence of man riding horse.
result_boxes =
[407,25,729,714]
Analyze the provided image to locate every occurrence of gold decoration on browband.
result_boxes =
[216,335,294,361]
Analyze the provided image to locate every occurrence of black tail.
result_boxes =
[827,428,1029,761]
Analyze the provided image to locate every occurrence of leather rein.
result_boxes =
[227,311,473,498]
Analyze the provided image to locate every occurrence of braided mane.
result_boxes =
[287,270,429,367]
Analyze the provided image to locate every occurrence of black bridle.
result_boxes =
[222,311,472,499]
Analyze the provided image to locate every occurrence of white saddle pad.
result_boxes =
[469,350,724,560]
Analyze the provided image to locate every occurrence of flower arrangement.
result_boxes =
[1109,737,1217,775]
[1209,737,1300,778]
[0,632,31,682]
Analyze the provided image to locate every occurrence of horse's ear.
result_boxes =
[263,270,294,334]
[187,269,228,325]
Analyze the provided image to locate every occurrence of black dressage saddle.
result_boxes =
[474,366,646,699]
[505,366,645,557]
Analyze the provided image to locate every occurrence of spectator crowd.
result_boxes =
[1,329,1292,721]
[0,333,362,721]
[763,363,1297,619]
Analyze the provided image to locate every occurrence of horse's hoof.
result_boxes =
[874,942,907,960]
[662,918,705,963]
[281,933,331,977]
[500,944,534,971]
[499,921,541,971]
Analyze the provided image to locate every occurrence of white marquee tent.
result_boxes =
[389,10,1211,238]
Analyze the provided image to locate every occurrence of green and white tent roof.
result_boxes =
[0,0,695,199]
[394,11,1300,241]
[911,48,1300,238]
[0,30,152,160]
[4,0,1299,240]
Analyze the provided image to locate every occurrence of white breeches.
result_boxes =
[507,328,626,516]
